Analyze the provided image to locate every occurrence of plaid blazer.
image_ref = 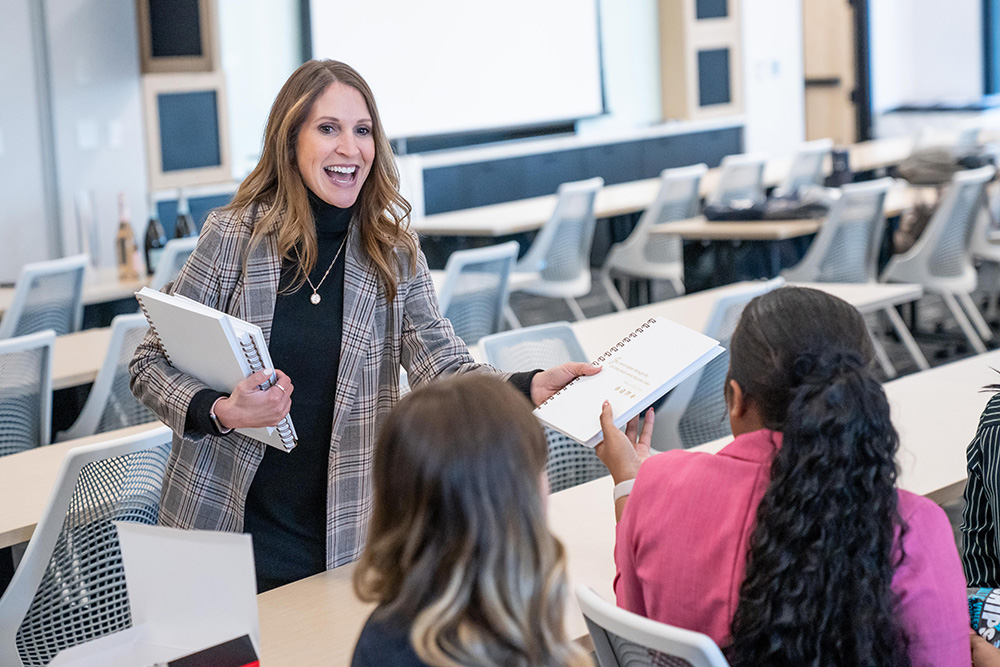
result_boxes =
[130,202,490,568]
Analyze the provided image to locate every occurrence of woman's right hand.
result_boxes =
[972,633,1000,667]
[214,369,293,430]
[594,401,654,486]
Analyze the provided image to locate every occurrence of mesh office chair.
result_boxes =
[601,165,706,311]
[0,425,172,667]
[436,241,519,345]
[776,138,833,195]
[480,322,608,492]
[0,255,87,340]
[655,279,783,451]
[508,177,604,322]
[882,165,996,354]
[57,314,155,441]
[577,586,731,667]
[0,330,55,457]
[970,184,1000,320]
[149,237,198,292]
[707,153,768,208]
[782,179,929,376]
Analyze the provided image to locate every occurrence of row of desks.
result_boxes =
[410,135,918,237]
[0,279,983,664]
[1,281,925,552]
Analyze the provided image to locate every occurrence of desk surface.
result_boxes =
[0,421,165,550]
[53,327,113,391]
[411,137,918,237]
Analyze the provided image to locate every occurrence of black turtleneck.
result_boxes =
[243,193,353,592]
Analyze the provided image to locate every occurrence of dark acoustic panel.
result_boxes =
[158,90,221,172]
[422,126,743,214]
[697,48,732,107]
[148,0,203,58]
[156,193,232,238]
[696,0,728,20]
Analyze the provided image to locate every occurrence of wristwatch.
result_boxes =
[209,396,233,435]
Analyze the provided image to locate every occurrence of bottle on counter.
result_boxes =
[116,193,140,281]
[174,188,196,239]
[144,194,167,276]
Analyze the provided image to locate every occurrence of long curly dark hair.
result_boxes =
[726,287,909,667]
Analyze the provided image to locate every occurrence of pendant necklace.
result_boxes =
[297,235,348,305]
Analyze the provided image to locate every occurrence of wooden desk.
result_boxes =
[411,137,919,238]
[648,184,918,243]
[258,341,984,667]
[53,328,113,390]
[0,267,146,317]
[0,421,166,549]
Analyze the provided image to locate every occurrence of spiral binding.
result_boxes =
[536,317,658,410]
[136,297,172,365]
[239,335,297,450]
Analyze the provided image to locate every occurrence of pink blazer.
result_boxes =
[614,428,970,667]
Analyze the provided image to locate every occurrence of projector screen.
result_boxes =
[309,1,605,140]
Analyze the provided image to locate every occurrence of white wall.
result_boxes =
[218,0,301,178]
[870,0,982,114]
[0,0,55,281]
[740,0,805,153]
[43,0,148,269]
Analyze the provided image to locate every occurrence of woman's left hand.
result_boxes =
[530,362,601,406]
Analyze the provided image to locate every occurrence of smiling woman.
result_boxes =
[129,59,596,593]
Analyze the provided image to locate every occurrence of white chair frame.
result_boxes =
[782,178,928,376]
[508,177,604,322]
[707,152,769,208]
[0,424,172,667]
[577,586,730,667]
[881,165,996,354]
[56,313,154,441]
[777,138,833,195]
[436,241,519,345]
[601,164,707,311]
[0,255,87,340]
[0,330,55,456]
[149,237,198,292]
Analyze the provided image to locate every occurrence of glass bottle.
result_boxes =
[174,188,196,238]
[116,193,140,281]
[144,194,167,275]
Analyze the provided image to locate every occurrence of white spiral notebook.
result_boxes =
[533,317,723,447]
[135,287,297,452]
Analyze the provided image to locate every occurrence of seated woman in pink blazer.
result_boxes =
[595,286,971,667]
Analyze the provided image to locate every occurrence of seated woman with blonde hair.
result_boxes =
[351,374,591,667]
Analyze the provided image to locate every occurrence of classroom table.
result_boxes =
[0,421,166,550]
[410,137,919,238]
[52,327,114,390]
[257,340,992,666]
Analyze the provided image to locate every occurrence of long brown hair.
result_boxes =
[223,59,416,302]
[354,375,590,667]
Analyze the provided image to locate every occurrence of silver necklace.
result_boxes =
[297,236,348,305]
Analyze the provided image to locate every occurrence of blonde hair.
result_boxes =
[354,375,590,667]
[223,59,416,302]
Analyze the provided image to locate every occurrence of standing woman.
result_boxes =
[130,60,591,592]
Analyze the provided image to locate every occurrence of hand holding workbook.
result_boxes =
[533,317,723,447]
[135,287,298,452]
